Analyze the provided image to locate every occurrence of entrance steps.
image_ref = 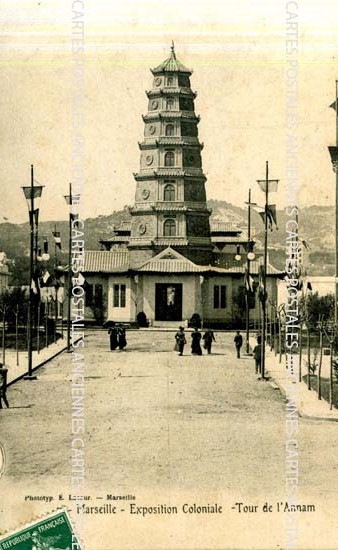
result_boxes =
[151,320,186,330]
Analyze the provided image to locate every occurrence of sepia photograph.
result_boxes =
[0,1,338,548]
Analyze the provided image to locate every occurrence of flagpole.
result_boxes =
[261,161,269,380]
[27,165,35,378]
[335,80,338,326]
[67,183,72,352]
[54,223,58,342]
[54,223,58,269]
[246,189,252,354]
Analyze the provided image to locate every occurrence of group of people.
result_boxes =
[107,322,262,373]
[108,323,127,351]
[174,327,262,373]
[175,326,216,356]
[233,330,262,373]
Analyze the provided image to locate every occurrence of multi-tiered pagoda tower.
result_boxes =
[128,43,213,267]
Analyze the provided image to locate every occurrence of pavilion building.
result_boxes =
[83,46,281,326]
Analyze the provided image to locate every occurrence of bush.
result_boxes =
[189,313,202,329]
[137,311,148,328]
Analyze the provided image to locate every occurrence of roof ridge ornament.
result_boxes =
[171,40,176,60]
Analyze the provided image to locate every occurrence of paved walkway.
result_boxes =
[249,336,338,421]
[1,331,338,549]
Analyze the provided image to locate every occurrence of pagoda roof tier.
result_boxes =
[146,88,197,98]
[138,138,203,150]
[142,112,200,123]
[210,221,242,234]
[100,235,130,244]
[151,45,192,75]
[130,204,212,214]
[152,239,189,247]
[133,169,206,181]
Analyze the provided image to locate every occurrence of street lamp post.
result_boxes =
[64,183,80,352]
[328,80,338,325]
[64,183,73,352]
[22,165,44,379]
[244,189,256,353]
[256,161,279,380]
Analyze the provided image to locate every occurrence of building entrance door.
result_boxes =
[155,283,182,321]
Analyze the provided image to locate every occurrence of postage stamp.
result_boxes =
[0,510,81,550]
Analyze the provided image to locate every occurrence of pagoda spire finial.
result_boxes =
[171,40,176,59]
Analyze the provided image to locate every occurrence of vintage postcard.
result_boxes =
[1,1,338,549]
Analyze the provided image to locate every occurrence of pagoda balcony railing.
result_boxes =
[133,169,207,180]
[146,88,197,98]
[131,202,212,214]
[142,112,200,122]
[138,138,203,149]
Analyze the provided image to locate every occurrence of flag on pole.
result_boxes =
[22,186,43,200]
[72,272,85,287]
[257,180,279,194]
[253,204,278,231]
[34,208,40,226]
[31,275,41,298]
[53,233,61,250]
[267,204,278,229]
[52,231,62,249]
[258,266,267,302]
[42,270,51,285]
[70,212,79,222]
[301,239,310,250]
[31,279,39,294]
[328,145,338,171]
[244,269,254,293]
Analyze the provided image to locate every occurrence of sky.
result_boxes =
[1,0,338,223]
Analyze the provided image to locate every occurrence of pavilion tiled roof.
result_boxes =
[84,250,129,273]
[211,236,246,244]
[83,249,282,276]
[138,248,203,273]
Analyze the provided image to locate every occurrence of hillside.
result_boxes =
[0,202,334,284]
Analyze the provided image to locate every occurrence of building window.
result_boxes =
[165,124,175,136]
[164,151,175,167]
[166,98,174,110]
[167,76,174,86]
[164,184,175,201]
[163,219,176,237]
[113,284,126,308]
[86,283,103,307]
[213,285,227,309]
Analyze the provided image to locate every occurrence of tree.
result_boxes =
[232,286,246,327]
[88,291,107,325]
[301,292,334,329]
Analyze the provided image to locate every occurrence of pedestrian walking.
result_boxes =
[202,329,215,354]
[253,336,262,374]
[0,364,9,409]
[234,330,243,358]
[117,325,127,350]
[108,322,118,351]
[191,327,202,355]
[174,326,186,356]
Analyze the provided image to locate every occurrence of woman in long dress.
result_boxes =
[191,327,202,355]
[108,322,118,351]
[118,325,127,350]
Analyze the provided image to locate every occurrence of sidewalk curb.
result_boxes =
[7,339,80,388]
[266,366,338,423]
